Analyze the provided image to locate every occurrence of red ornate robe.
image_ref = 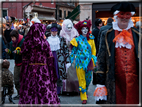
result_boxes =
[115,29,139,104]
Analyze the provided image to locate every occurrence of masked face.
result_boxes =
[81,27,88,35]
[66,24,72,31]
[116,12,131,19]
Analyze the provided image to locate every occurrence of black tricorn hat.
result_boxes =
[111,2,136,13]
[47,22,61,30]
[51,23,61,29]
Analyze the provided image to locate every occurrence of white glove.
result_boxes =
[66,63,71,73]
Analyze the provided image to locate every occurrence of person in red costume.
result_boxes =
[93,2,140,104]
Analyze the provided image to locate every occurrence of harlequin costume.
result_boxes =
[93,2,140,104]
[70,20,97,104]
[19,18,60,104]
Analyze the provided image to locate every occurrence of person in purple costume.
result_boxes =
[18,17,60,105]
[47,23,71,100]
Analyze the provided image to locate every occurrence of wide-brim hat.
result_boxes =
[111,2,136,15]
[47,22,61,31]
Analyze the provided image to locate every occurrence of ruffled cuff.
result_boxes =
[93,84,107,102]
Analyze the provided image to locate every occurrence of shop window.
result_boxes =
[3,9,7,18]
[68,11,71,16]
[64,11,66,18]
[59,10,62,18]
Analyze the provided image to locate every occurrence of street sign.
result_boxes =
[25,5,32,13]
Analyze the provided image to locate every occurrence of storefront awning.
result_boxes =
[66,5,80,21]
[38,16,56,21]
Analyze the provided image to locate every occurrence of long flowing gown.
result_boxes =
[18,23,60,104]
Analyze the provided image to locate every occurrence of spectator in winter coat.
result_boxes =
[97,17,114,53]
[5,30,24,100]
[92,18,103,55]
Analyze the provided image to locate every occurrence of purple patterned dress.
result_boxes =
[19,23,60,104]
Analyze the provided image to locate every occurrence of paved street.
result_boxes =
[1,60,101,107]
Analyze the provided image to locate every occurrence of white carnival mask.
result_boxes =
[66,23,73,32]
[81,27,88,35]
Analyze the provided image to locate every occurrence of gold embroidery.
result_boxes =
[47,56,53,58]
[22,59,27,60]
[96,71,105,73]
[29,63,47,65]
[105,28,113,57]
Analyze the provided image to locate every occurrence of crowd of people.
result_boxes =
[1,2,141,105]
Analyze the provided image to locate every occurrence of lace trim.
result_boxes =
[115,42,132,49]
[96,84,105,88]
[95,96,107,102]
[94,84,107,97]
[112,16,134,31]
[47,35,60,51]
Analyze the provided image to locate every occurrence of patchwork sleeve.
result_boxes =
[91,39,97,67]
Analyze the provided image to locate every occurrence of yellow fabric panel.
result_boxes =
[70,38,78,47]
[87,39,96,66]
[76,67,87,100]
[87,39,96,56]
[91,58,96,67]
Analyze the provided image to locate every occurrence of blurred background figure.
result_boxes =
[135,21,142,33]
[4,24,12,48]
[18,24,24,36]
[2,39,6,60]
[92,18,103,55]
[98,17,114,52]
[45,24,51,38]
[23,23,30,38]
[4,23,12,59]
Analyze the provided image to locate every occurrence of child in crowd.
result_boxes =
[2,59,14,103]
